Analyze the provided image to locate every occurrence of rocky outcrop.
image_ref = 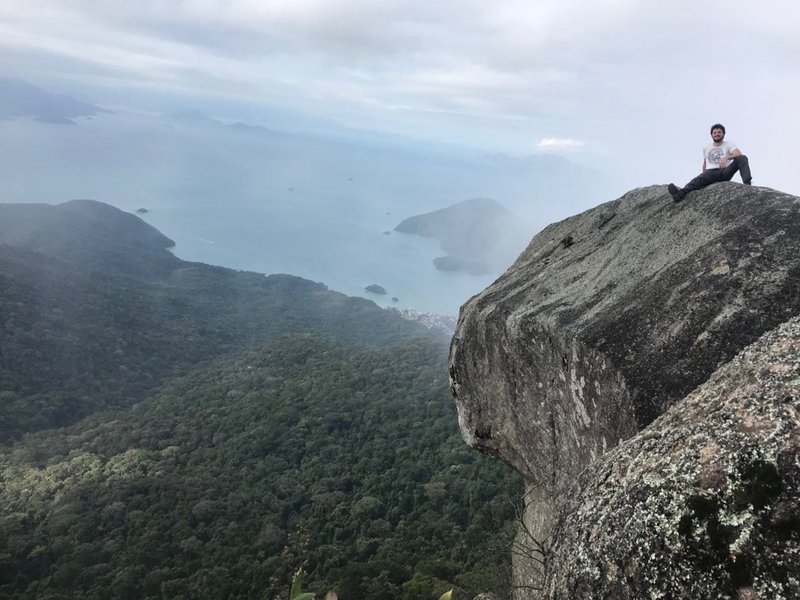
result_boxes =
[543,315,800,599]
[448,183,800,597]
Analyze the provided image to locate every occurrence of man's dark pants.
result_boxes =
[683,155,752,192]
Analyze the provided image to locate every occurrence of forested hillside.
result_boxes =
[0,200,436,442]
[0,200,519,599]
[0,334,518,599]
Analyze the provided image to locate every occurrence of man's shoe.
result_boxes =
[668,183,685,203]
[743,180,752,185]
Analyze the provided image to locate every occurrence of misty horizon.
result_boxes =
[0,77,623,315]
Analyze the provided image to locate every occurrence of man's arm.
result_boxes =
[719,147,741,168]
[702,158,707,173]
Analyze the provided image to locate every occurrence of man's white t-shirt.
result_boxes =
[704,141,739,169]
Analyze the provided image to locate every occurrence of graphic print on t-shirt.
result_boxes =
[705,141,736,169]
[707,146,725,167]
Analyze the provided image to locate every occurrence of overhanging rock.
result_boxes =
[448,183,800,595]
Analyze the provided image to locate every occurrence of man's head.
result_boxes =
[710,123,726,143]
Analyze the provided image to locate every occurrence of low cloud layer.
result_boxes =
[1,0,799,193]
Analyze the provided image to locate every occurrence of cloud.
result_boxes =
[537,138,586,151]
[1,0,800,192]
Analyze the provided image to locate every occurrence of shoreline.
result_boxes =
[385,306,457,336]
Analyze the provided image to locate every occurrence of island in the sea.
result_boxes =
[394,197,530,275]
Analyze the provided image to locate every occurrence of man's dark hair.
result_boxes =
[710,123,726,134]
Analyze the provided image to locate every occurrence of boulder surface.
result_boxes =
[543,315,800,599]
[448,183,800,596]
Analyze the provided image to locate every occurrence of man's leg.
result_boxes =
[725,155,751,184]
[683,169,724,192]
[669,169,722,202]
[668,183,686,202]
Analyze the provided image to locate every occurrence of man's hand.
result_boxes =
[720,147,741,169]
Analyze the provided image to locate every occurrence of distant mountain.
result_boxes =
[0,78,110,124]
[163,109,282,137]
[395,197,530,275]
[228,121,278,134]
[162,108,225,126]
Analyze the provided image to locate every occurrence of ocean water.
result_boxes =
[0,112,535,315]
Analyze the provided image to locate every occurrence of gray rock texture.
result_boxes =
[448,183,800,597]
[543,315,800,599]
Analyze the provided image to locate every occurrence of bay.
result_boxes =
[0,110,583,314]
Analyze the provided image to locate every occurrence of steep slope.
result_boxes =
[0,198,520,599]
[0,333,519,600]
[0,200,437,441]
[448,183,800,596]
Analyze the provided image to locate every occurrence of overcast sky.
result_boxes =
[2,0,799,194]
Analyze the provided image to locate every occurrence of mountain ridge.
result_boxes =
[0,78,111,124]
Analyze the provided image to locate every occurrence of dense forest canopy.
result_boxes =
[0,200,519,599]
[0,200,438,442]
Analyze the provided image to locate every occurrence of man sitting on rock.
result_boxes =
[668,123,752,203]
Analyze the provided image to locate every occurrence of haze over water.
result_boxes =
[0,109,611,315]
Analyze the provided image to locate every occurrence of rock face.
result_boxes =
[448,183,800,597]
[544,316,800,599]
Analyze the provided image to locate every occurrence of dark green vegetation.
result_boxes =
[0,200,518,599]
[0,200,436,443]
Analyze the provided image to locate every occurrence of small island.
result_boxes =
[135,208,150,214]
[365,284,387,295]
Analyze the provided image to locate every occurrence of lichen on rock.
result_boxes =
[543,316,800,599]
[449,183,800,598]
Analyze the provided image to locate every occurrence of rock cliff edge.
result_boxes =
[449,183,800,598]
